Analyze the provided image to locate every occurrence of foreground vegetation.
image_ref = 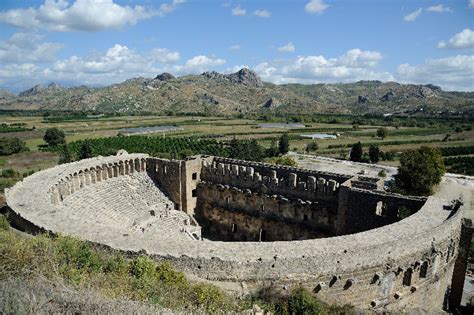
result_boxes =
[0,215,352,314]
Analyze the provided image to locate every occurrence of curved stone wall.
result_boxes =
[5,153,467,311]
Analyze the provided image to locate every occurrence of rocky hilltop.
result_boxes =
[1,69,473,115]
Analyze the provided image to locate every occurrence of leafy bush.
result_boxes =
[1,169,17,178]
[0,214,9,230]
[378,170,387,177]
[0,137,28,156]
[305,142,319,152]
[287,287,324,315]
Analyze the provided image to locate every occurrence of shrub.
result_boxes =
[275,157,297,167]
[0,137,28,156]
[190,283,234,313]
[129,255,155,280]
[287,287,324,315]
[378,170,387,177]
[43,128,66,147]
[1,169,17,178]
[305,142,319,152]
[0,214,9,230]
[376,127,388,139]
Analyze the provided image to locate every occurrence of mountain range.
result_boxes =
[0,68,472,116]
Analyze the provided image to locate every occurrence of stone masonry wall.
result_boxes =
[338,184,427,234]
[196,182,335,241]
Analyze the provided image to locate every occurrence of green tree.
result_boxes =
[395,146,446,196]
[350,142,363,162]
[305,142,319,153]
[278,133,290,155]
[59,145,73,164]
[44,128,66,146]
[376,127,388,139]
[266,139,279,157]
[369,145,380,163]
[78,140,93,160]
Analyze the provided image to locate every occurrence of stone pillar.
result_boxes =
[449,218,474,309]
[254,172,262,182]
[113,164,119,177]
[270,170,277,180]
[124,161,130,175]
[289,173,297,188]
[129,160,135,174]
[317,178,326,194]
[328,180,337,193]
[239,166,246,176]
[119,161,125,176]
[231,164,239,176]
[308,176,317,190]
[217,163,224,175]
[90,169,96,184]
[247,167,254,177]
[141,159,146,172]
[96,167,102,182]
[84,170,91,186]
[224,164,231,175]
[78,172,86,188]
[73,174,80,191]
[134,159,140,172]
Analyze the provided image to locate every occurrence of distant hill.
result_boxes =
[1,68,473,116]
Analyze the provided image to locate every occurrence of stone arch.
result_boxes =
[420,261,428,278]
[402,268,413,286]
[95,166,102,182]
[129,159,135,173]
[118,161,125,176]
[89,167,96,184]
[134,158,140,172]
[113,163,119,177]
[84,169,91,186]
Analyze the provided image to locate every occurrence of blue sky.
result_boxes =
[0,0,473,92]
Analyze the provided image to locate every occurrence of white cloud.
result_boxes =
[0,43,228,90]
[229,44,241,51]
[158,0,185,17]
[253,9,271,18]
[0,0,183,32]
[305,0,329,14]
[0,32,63,63]
[426,4,451,13]
[438,29,474,49]
[396,55,474,91]
[338,49,382,67]
[404,8,422,22]
[173,55,226,75]
[254,48,393,85]
[232,6,246,16]
[470,0,474,8]
[277,42,295,53]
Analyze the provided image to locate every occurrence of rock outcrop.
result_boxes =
[202,68,262,87]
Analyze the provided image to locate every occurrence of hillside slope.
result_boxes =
[1,69,472,115]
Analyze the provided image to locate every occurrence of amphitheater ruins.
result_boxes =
[5,152,473,312]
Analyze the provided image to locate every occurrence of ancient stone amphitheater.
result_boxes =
[5,152,473,312]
